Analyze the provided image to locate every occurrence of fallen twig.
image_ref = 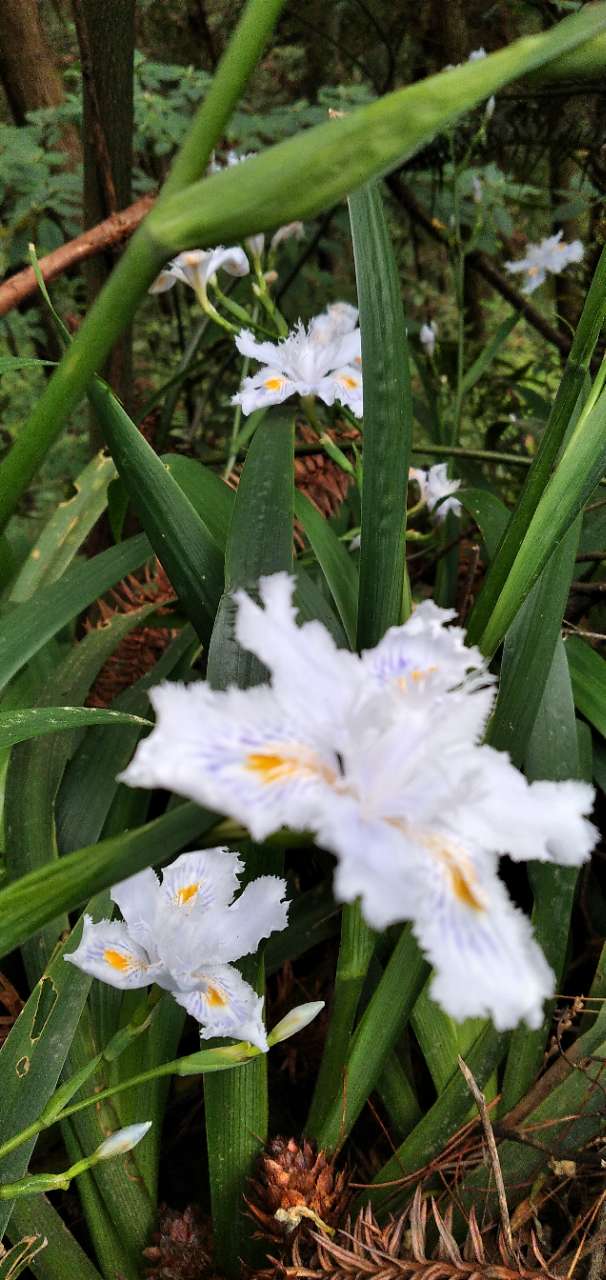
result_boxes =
[0,193,155,316]
[458,1055,515,1261]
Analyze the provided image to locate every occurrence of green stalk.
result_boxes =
[0,1043,258,1168]
[0,0,287,533]
[466,241,606,646]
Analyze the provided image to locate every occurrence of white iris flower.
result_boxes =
[419,321,438,357]
[504,231,584,295]
[149,247,250,300]
[409,463,462,521]
[232,304,362,417]
[65,848,288,1051]
[120,575,597,1032]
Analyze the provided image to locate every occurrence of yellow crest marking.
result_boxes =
[246,750,337,787]
[247,752,298,782]
[387,820,484,913]
[103,948,131,972]
[449,866,483,911]
[264,377,284,391]
[177,882,200,906]
[206,986,227,1008]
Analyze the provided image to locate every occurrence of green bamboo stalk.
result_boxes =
[0,0,287,533]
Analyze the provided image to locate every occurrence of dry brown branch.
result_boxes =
[0,193,155,317]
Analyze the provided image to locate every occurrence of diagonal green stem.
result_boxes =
[0,1043,257,1169]
[0,0,287,533]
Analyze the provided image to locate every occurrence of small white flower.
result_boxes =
[410,463,462,521]
[232,310,363,418]
[267,1001,325,1045]
[246,233,266,260]
[149,247,249,298]
[504,230,584,295]
[120,574,598,1031]
[310,302,359,345]
[95,1122,152,1161]
[65,849,288,1052]
[269,221,305,253]
[246,222,304,261]
[419,321,438,357]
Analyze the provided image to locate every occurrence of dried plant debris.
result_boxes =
[248,1137,350,1243]
[143,1205,211,1280]
[295,1190,562,1280]
[85,559,177,706]
[0,971,24,1045]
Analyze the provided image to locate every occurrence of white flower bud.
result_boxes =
[267,1001,325,1046]
[95,1122,152,1161]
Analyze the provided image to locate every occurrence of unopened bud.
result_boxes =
[268,1001,325,1046]
[95,1121,152,1161]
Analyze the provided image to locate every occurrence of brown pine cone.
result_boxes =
[248,1137,349,1242]
[143,1205,210,1280]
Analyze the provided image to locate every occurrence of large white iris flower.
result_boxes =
[65,848,288,1051]
[120,576,597,1031]
[504,231,584,295]
[232,303,363,417]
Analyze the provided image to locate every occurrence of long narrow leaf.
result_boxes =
[0,900,108,1238]
[8,453,115,604]
[204,416,294,1276]
[487,519,580,765]
[467,242,606,646]
[0,534,150,694]
[0,706,150,750]
[499,638,583,1113]
[476,389,606,655]
[566,633,606,738]
[294,491,358,647]
[4,610,157,986]
[349,182,412,645]
[89,380,224,642]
